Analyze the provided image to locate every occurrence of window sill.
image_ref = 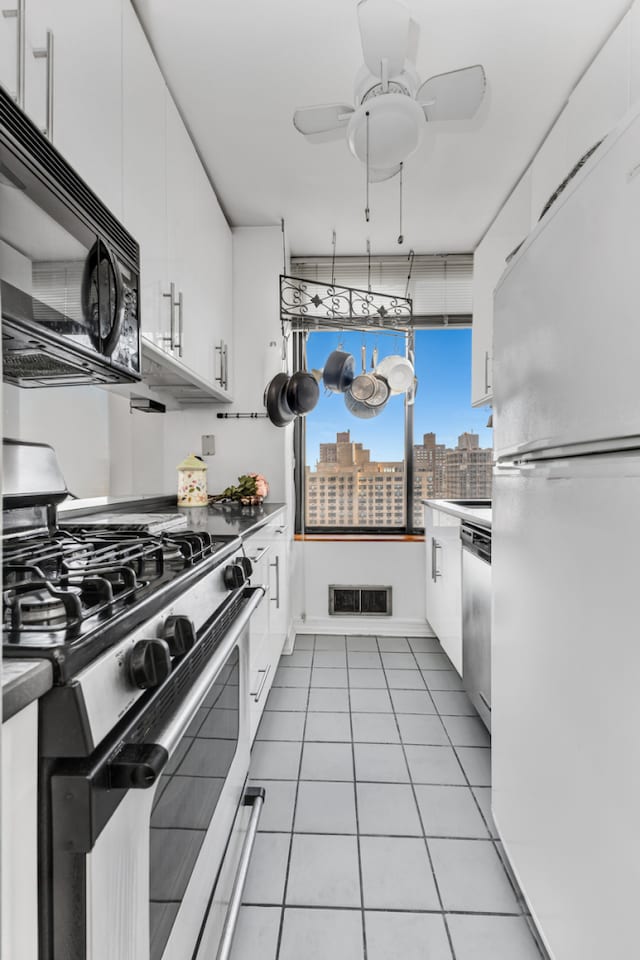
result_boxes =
[295,534,425,542]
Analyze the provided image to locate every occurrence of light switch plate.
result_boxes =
[201,434,216,456]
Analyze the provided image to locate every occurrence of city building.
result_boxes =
[306,430,492,528]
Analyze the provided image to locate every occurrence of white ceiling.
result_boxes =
[133,0,630,257]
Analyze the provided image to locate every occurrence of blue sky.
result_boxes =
[305,328,492,464]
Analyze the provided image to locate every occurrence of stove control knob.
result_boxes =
[163,616,196,656]
[129,638,171,689]
[223,562,246,590]
[235,556,253,579]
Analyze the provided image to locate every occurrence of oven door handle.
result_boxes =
[153,585,265,760]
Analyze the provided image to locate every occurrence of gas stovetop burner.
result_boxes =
[18,586,83,626]
[2,518,239,679]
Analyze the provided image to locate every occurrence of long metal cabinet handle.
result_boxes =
[2,0,25,107]
[215,788,265,960]
[251,664,271,702]
[33,29,54,140]
[431,538,442,581]
[484,350,491,392]
[270,555,280,608]
[161,281,176,350]
[177,290,183,357]
[154,586,265,757]
[215,340,228,389]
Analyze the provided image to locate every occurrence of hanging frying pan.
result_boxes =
[264,372,296,427]
[286,336,320,415]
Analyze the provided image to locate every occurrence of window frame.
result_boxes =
[294,329,418,536]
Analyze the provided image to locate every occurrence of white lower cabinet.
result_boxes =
[2,702,39,960]
[246,516,292,740]
[424,505,463,675]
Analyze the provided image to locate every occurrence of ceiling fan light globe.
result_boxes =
[346,95,426,168]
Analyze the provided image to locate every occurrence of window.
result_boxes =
[411,329,492,527]
[297,328,492,534]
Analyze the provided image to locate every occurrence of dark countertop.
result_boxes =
[58,495,287,540]
[3,660,53,722]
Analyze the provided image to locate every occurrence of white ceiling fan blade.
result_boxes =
[293,104,354,138]
[417,64,487,122]
[406,19,420,66]
[357,0,412,79]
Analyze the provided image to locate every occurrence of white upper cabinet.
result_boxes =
[121,4,232,395]
[471,171,532,407]
[472,11,633,409]
[22,0,123,216]
[531,15,631,222]
[122,1,171,348]
[165,94,232,388]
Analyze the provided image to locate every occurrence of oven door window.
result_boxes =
[148,645,240,960]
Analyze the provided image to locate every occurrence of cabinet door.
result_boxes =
[2,703,39,960]
[24,0,123,216]
[267,529,290,650]
[245,543,271,741]
[166,91,232,388]
[425,507,463,674]
[0,2,21,103]
[471,171,532,407]
[122,1,171,347]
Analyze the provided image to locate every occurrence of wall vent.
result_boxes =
[329,585,392,617]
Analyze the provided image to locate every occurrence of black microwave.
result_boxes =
[0,86,140,387]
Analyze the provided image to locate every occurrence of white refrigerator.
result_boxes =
[492,100,640,960]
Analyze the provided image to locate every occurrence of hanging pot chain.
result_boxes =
[397,161,404,245]
[365,110,370,223]
[405,248,415,300]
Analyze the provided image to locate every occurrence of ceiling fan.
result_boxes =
[293,0,487,181]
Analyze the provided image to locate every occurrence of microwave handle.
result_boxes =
[101,242,126,357]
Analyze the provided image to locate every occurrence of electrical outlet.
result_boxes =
[201,435,216,456]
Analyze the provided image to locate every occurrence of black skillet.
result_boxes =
[264,373,296,427]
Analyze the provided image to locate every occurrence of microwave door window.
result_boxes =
[0,180,100,352]
[83,240,125,356]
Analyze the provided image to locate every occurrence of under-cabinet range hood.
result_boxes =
[141,336,232,404]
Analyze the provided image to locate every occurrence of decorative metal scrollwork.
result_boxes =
[280,275,412,329]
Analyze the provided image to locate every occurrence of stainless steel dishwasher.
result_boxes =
[461,521,492,732]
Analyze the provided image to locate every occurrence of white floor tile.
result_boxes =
[365,911,452,960]
[286,834,361,907]
[279,908,364,960]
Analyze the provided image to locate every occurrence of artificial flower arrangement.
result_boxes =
[209,472,269,505]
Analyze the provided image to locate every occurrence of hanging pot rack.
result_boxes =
[280,274,412,331]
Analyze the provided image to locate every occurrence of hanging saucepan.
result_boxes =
[344,388,384,419]
[350,345,377,402]
[264,372,296,427]
[364,346,391,409]
[375,353,414,395]
[322,347,355,393]
[286,336,320,415]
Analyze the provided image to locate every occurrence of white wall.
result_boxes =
[292,540,430,637]
[3,383,112,497]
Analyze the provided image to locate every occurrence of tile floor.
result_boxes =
[231,634,545,960]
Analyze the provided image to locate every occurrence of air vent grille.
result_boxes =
[329,585,392,616]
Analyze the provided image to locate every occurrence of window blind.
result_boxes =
[290,254,473,327]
